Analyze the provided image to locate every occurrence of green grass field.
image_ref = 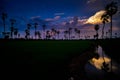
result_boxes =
[1,40,93,63]
[1,40,95,79]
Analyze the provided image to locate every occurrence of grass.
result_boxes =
[0,39,94,79]
[1,40,93,63]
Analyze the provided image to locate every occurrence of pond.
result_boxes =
[85,45,120,78]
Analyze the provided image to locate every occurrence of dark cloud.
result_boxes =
[54,13,65,16]
[86,0,119,14]
[29,16,50,25]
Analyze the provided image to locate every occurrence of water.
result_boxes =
[85,45,120,78]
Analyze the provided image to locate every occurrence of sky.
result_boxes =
[0,0,120,39]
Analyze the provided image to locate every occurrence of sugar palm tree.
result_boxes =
[10,19,16,39]
[56,30,60,40]
[115,33,117,38]
[37,31,41,39]
[105,1,118,72]
[74,28,78,39]
[64,30,69,39]
[42,24,46,39]
[104,1,118,38]
[101,14,109,39]
[1,12,7,38]
[14,28,18,39]
[77,29,81,39]
[46,30,51,39]
[25,29,29,39]
[94,24,99,39]
[68,27,72,40]
[51,28,56,39]
[27,23,31,39]
[34,23,38,39]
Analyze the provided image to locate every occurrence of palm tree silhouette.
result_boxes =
[74,28,80,39]
[56,30,60,40]
[77,29,80,39]
[51,28,57,39]
[105,1,118,72]
[1,12,7,38]
[64,30,69,40]
[25,29,29,39]
[104,1,118,38]
[101,14,109,39]
[18,33,20,39]
[94,24,99,39]
[115,33,117,38]
[37,31,41,39]
[27,23,31,39]
[46,30,51,39]
[42,24,46,39]
[34,23,38,39]
[10,19,16,39]
[68,27,72,40]
[14,28,18,39]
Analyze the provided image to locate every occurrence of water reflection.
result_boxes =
[88,45,120,74]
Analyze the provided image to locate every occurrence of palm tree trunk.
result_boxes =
[29,30,30,39]
[3,20,6,38]
[102,24,105,39]
[102,49,105,62]
[110,16,112,39]
[79,34,80,39]
[35,28,36,39]
[43,30,45,39]
[11,32,13,39]
[96,31,98,40]
[58,34,59,40]
[69,32,70,40]
[110,16,113,72]
[3,21,5,33]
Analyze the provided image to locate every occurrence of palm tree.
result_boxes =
[34,23,38,39]
[106,32,108,38]
[37,31,41,39]
[25,29,29,39]
[46,30,51,39]
[51,28,56,39]
[10,19,16,39]
[74,28,78,39]
[1,12,7,38]
[64,30,69,39]
[68,27,72,40]
[14,28,18,39]
[94,24,99,39]
[27,23,31,39]
[77,29,81,39]
[104,1,118,38]
[56,30,60,40]
[18,33,20,38]
[10,26,14,39]
[115,33,117,38]
[101,14,109,39]
[42,24,46,39]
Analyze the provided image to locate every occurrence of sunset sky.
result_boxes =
[0,0,120,39]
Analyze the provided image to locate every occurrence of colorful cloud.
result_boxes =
[85,10,107,24]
